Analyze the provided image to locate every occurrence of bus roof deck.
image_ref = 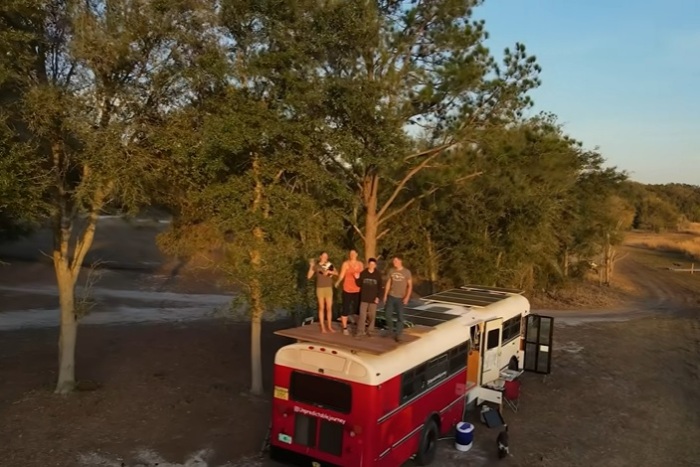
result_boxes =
[274,324,426,355]
[275,286,528,357]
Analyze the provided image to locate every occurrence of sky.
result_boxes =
[475,0,700,185]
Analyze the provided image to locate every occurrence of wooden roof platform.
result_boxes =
[274,323,426,355]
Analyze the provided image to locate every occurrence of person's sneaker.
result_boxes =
[342,328,349,336]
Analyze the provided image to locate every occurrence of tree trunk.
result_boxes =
[563,247,569,278]
[249,267,264,396]
[55,260,77,394]
[425,229,439,294]
[362,174,379,262]
[364,210,378,262]
[249,154,265,395]
[602,232,612,286]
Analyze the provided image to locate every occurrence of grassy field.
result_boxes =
[625,222,700,262]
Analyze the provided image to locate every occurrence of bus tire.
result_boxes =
[415,418,439,466]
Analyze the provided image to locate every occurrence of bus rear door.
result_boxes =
[481,318,502,384]
[523,314,554,374]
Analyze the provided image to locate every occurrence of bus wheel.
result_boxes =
[415,418,439,466]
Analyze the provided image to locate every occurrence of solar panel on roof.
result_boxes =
[461,284,524,294]
[422,286,518,308]
[402,307,460,328]
[429,290,502,304]
[424,306,452,313]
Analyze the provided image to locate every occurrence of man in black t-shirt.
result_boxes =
[354,258,383,337]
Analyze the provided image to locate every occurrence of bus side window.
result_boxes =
[502,314,522,343]
[400,363,428,402]
[486,328,500,350]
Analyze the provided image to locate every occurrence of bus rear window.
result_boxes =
[289,371,352,413]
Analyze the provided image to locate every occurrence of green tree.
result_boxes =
[0,1,50,239]
[597,195,635,285]
[0,0,220,393]
[158,0,346,395]
[308,0,541,261]
[382,115,627,292]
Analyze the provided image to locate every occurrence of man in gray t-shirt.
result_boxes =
[382,255,413,341]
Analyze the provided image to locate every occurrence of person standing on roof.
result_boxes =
[383,255,413,342]
[335,249,364,335]
[355,257,383,337]
[307,252,338,333]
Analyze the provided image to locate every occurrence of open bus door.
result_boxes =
[523,314,554,374]
[481,318,502,384]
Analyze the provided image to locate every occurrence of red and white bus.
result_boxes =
[269,286,553,466]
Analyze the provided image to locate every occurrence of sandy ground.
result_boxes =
[1,220,700,467]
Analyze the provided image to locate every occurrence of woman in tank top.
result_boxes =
[336,249,364,335]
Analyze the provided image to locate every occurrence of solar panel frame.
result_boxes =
[424,296,493,307]
[422,287,514,307]
[461,284,524,295]
[426,290,503,304]
[402,307,461,328]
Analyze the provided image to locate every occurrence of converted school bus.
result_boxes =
[269,286,554,467]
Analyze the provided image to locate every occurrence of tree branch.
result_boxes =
[70,175,113,276]
[352,224,366,242]
[377,151,441,221]
[379,171,482,226]
[403,142,455,162]
[376,228,390,241]
[379,186,439,227]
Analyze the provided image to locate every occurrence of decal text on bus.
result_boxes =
[293,405,347,425]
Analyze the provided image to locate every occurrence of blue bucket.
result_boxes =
[455,422,474,452]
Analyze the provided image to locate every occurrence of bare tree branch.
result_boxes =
[379,171,483,226]
[376,228,390,241]
[402,142,455,162]
[353,224,366,241]
[377,151,441,221]
[379,186,439,226]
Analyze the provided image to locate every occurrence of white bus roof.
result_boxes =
[274,287,530,386]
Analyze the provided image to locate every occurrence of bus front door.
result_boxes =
[481,318,502,384]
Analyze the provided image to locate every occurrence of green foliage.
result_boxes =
[158,2,348,320]
[310,1,542,234]
[381,115,628,291]
[3,0,691,302]
[1,0,223,229]
[619,182,699,230]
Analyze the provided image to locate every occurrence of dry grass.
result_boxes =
[625,227,700,262]
[681,221,700,235]
[530,279,632,310]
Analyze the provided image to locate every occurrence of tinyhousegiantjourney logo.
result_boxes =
[293,406,346,425]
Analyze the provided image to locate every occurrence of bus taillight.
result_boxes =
[350,425,362,436]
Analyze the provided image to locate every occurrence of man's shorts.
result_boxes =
[316,287,333,300]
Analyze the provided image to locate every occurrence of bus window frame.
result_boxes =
[289,370,353,414]
[399,340,471,404]
[501,313,522,344]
